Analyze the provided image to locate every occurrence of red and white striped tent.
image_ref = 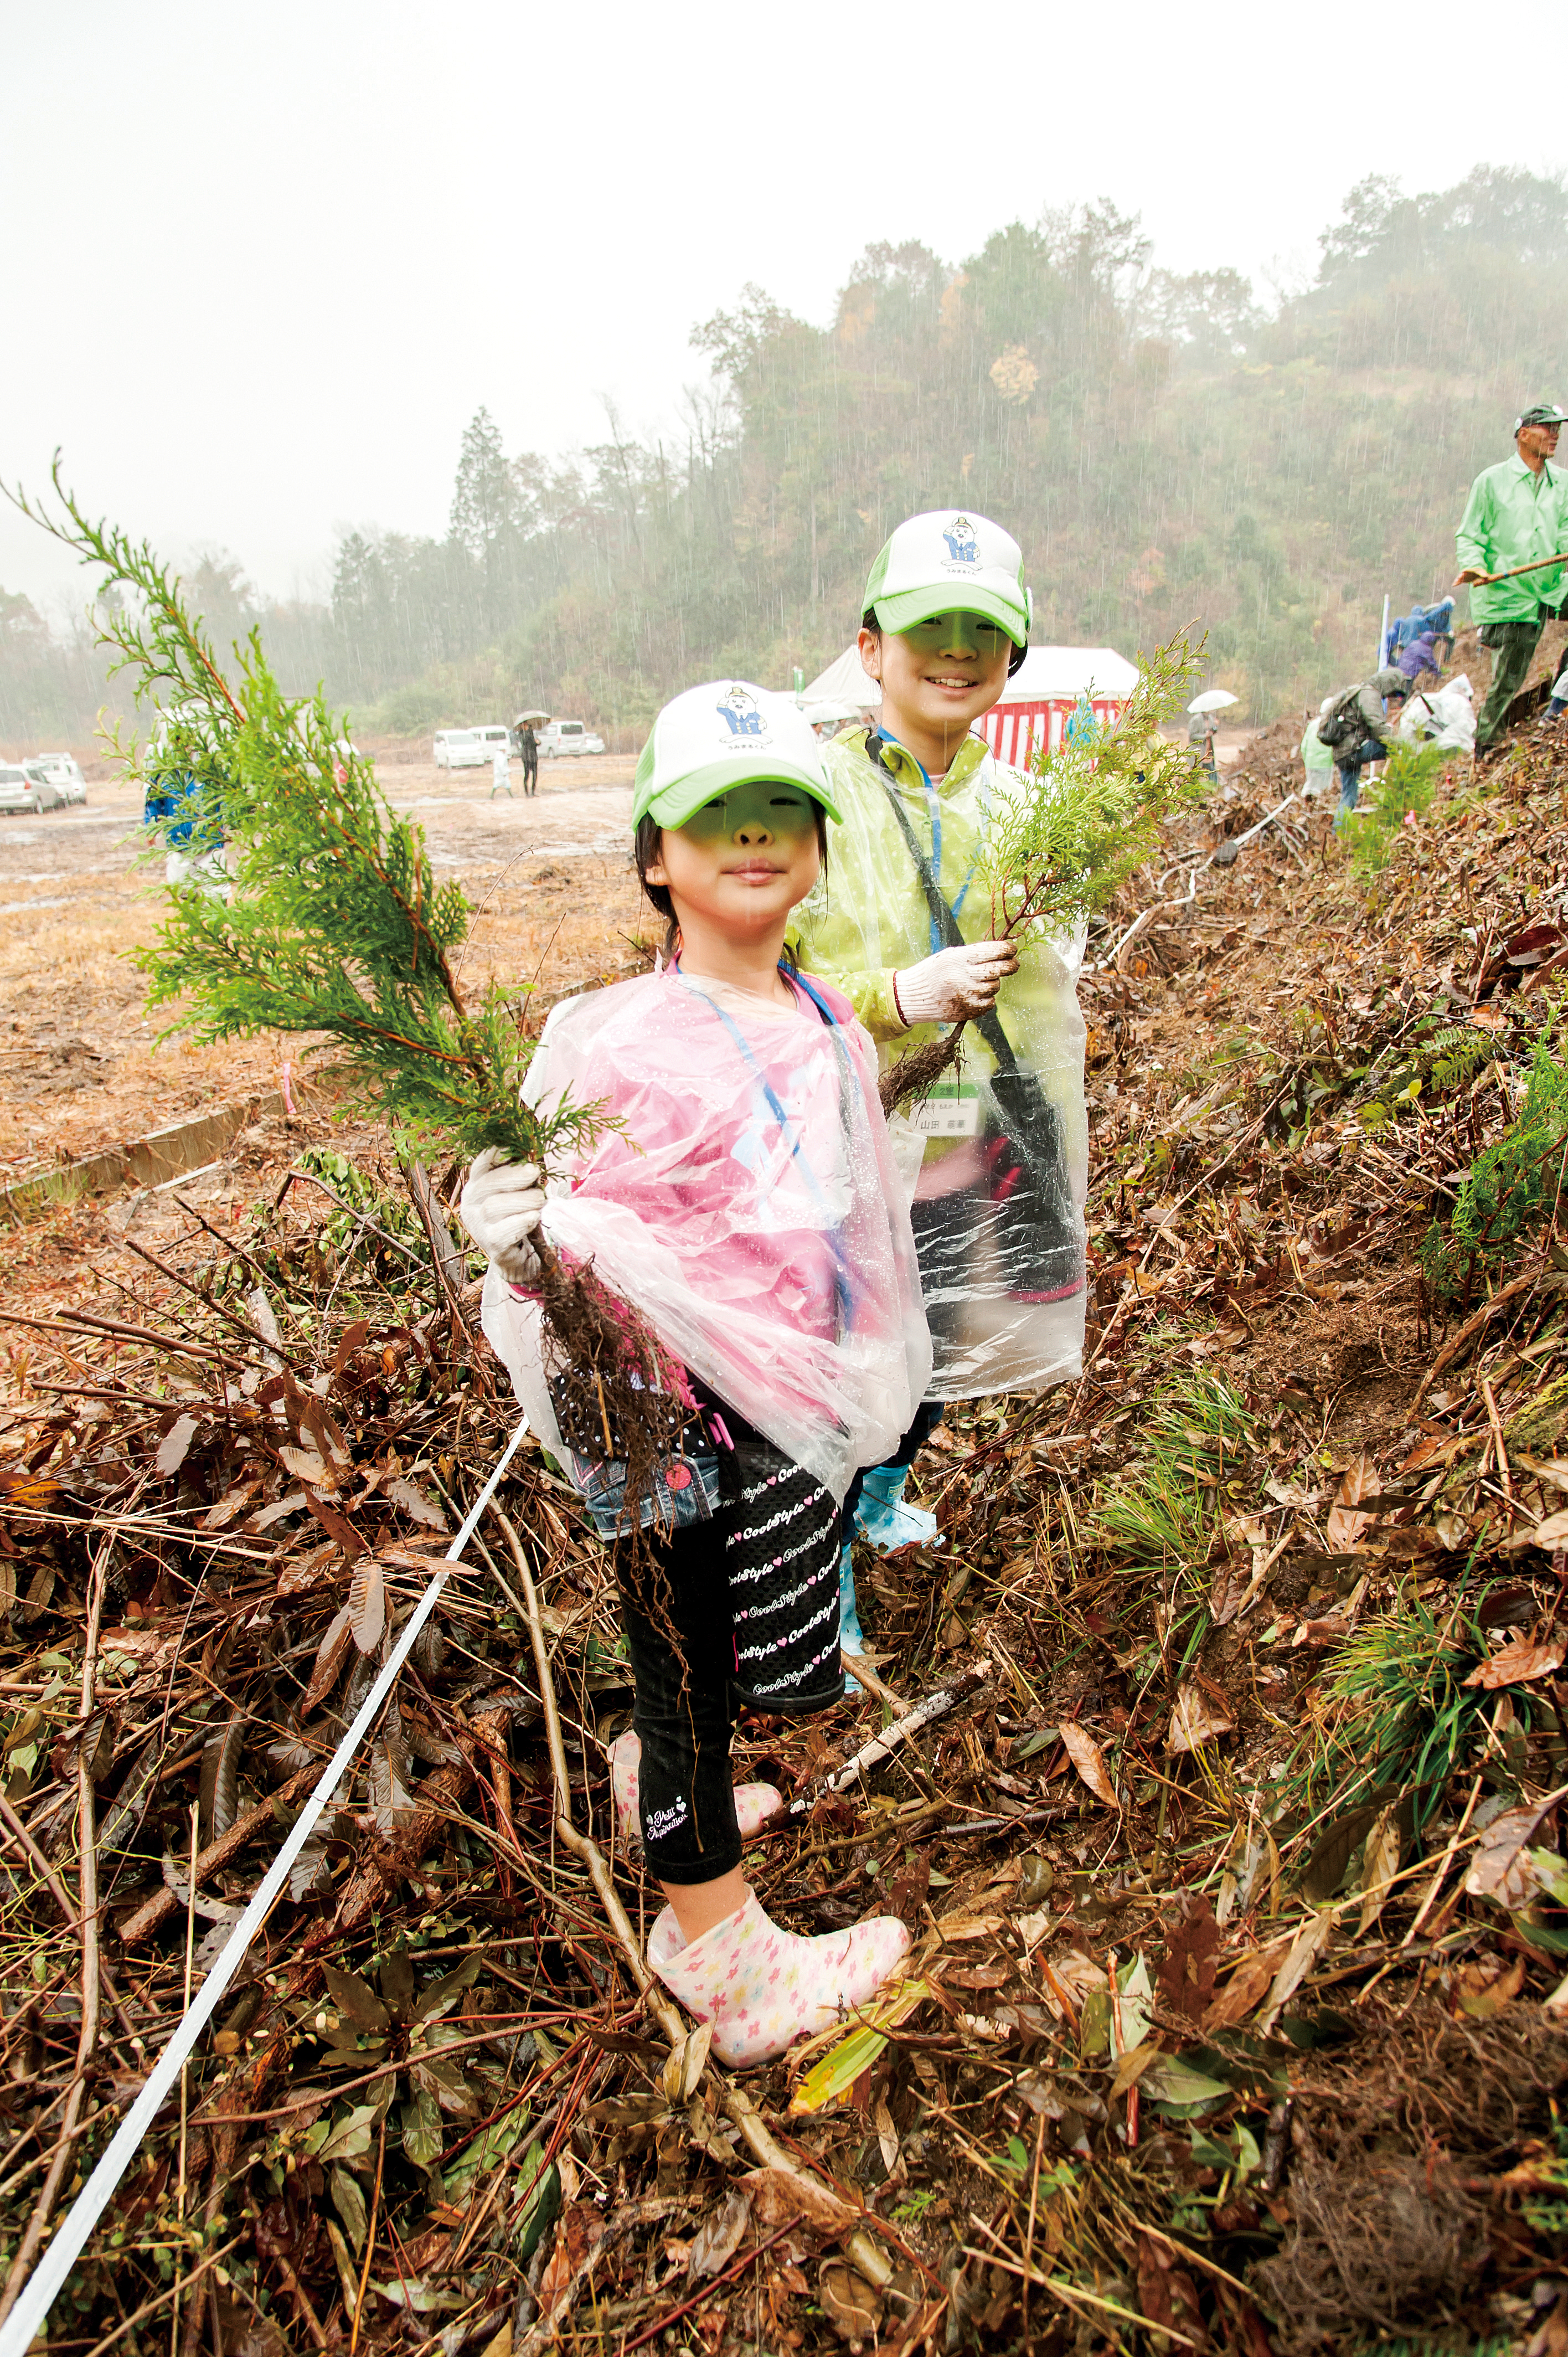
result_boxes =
[798,643,1139,765]
[978,646,1140,766]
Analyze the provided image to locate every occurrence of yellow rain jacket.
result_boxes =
[791,727,1087,1399]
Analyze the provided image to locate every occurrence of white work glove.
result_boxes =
[893,941,1018,1026]
[460,1147,546,1285]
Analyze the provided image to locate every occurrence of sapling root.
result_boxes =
[532,1241,692,1547]
[879,1028,966,1119]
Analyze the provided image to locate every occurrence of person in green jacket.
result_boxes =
[1454,402,1568,749]
[790,510,1087,1671]
[1300,704,1336,796]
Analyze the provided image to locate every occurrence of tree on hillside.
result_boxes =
[450,406,519,558]
[13,168,1568,747]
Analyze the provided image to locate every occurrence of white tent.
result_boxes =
[1000,647,1138,704]
[797,642,1139,763]
[800,645,881,708]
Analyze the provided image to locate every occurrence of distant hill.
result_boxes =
[6,165,1567,751]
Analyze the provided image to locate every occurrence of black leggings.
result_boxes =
[618,1415,844,1885]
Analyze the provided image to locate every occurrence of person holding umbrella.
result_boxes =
[514,711,544,795]
[1454,403,1568,750]
[1187,688,1236,783]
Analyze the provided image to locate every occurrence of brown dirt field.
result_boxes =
[0,752,642,1188]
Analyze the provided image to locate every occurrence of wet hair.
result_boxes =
[633,804,829,965]
[862,606,1029,679]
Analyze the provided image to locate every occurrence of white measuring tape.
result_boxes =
[2,1416,531,2357]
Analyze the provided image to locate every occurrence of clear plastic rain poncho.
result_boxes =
[481,965,933,1504]
[790,728,1087,1399]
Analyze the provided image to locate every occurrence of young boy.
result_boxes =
[791,512,1087,1646]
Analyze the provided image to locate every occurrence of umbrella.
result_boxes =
[513,708,551,726]
[1187,689,1239,714]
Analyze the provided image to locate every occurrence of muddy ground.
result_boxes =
[11,704,1568,2354]
[0,755,642,1190]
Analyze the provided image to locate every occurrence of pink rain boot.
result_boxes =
[648,1890,911,2068]
[606,1730,784,1851]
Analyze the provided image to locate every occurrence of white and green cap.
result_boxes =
[864,509,1033,647]
[633,681,841,830]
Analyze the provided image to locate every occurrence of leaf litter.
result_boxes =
[14,726,1568,2349]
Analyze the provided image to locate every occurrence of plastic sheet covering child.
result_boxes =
[470,680,929,2064]
[792,512,1088,1407]
[481,945,931,1506]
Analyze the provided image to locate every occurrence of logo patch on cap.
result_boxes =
[715,685,768,741]
[940,514,980,567]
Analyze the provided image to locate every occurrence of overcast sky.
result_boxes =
[3,0,1558,622]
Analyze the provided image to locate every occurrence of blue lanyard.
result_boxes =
[873,728,978,954]
[674,965,858,1333]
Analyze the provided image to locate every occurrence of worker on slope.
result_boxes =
[1454,403,1568,750]
[1299,703,1335,798]
[1395,631,1444,690]
[1319,668,1409,826]
[790,510,1086,1672]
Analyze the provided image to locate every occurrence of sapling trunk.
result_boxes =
[7,461,684,1535]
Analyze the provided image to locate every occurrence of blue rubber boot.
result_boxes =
[839,1541,868,1651]
[839,1541,869,1692]
[854,1464,941,1553]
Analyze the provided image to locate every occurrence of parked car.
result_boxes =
[27,753,87,805]
[0,764,52,815]
[538,719,606,758]
[433,725,512,770]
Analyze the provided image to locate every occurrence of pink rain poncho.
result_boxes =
[481,965,933,1502]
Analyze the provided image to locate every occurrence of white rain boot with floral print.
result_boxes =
[606,1731,783,1851]
[647,1890,911,2067]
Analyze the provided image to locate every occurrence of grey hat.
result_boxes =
[1516,403,1568,432]
[1374,666,1408,697]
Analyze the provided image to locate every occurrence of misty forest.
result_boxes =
[6,163,1566,744]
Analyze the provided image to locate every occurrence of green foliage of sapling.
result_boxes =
[1281,1588,1490,1832]
[8,462,604,1170]
[977,629,1210,940]
[1423,1025,1568,1298]
[1342,739,1448,880]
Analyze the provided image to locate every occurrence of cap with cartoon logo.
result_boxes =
[632,681,843,832]
[864,510,1033,647]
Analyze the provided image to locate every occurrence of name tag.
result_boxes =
[911,1083,982,1138]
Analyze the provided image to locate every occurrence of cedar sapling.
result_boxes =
[8,460,689,1524]
[879,630,1209,1116]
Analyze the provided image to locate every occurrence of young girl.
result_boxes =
[790,510,1089,1653]
[461,682,930,2065]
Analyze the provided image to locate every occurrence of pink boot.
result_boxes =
[648,1890,911,2068]
[607,1730,783,1850]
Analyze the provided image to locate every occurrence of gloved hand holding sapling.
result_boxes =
[892,939,1017,1025]
[459,1149,546,1284]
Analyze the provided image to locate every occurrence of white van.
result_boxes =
[434,726,512,770]
[537,719,606,758]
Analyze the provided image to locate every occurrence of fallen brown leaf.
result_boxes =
[1326,1453,1378,1552]
[1464,1800,1555,1907]
[1060,1721,1119,1808]
[1456,1953,1525,2018]
[1358,1804,1402,1936]
[1464,1634,1565,1689]
[1168,1680,1235,1755]
[741,2166,853,2233]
